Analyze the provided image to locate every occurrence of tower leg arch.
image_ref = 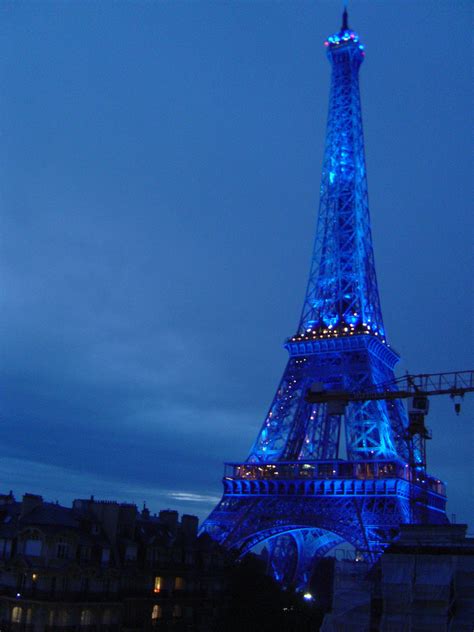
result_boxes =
[240,527,345,589]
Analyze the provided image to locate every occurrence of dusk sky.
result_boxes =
[0,1,472,528]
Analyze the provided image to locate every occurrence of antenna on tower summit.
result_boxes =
[342,6,349,31]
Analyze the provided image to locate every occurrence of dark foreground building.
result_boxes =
[320,524,474,631]
[0,492,229,631]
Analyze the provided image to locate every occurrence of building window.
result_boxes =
[154,576,162,593]
[79,545,91,561]
[11,607,22,623]
[0,538,12,559]
[151,605,162,620]
[156,547,167,563]
[24,531,42,556]
[17,573,26,592]
[80,609,93,626]
[58,611,69,626]
[101,548,110,564]
[174,576,185,590]
[56,537,69,559]
[102,609,112,625]
[125,544,137,561]
[172,604,182,618]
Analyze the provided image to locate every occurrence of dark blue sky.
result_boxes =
[0,1,472,527]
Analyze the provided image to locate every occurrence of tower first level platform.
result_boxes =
[205,458,447,558]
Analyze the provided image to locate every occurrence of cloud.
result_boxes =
[166,492,221,503]
[0,456,220,521]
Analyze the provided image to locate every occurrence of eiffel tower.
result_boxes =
[202,9,448,586]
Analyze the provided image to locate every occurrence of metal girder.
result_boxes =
[247,336,407,462]
[299,29,383,338]
[202,490,445,564]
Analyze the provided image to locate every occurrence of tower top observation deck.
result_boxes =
[324,8,365,57]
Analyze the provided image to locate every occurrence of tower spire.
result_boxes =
[342,6,349,31]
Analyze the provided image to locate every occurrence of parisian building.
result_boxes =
[0,492,230,631]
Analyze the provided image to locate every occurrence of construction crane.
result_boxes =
[306,370,474,410]
[306,370,474,523]
[306,369,474,471]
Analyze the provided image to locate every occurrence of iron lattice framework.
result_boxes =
[202,11,448,587]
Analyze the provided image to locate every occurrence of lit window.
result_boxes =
[101,548,110,564]
[11,606,22,623]
[80,609,93,626]
[174,576,185,590]
[172,604,182,618]
[154,576,162,593]
[151,605,162,620]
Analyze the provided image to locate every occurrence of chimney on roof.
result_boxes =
[181,514,199,539]
[159,510,179,535]
[20,493,43,518]
[0,491,15,506]
[118,504,137,538]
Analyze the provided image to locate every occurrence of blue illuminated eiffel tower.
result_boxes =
[202,10,448,586]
